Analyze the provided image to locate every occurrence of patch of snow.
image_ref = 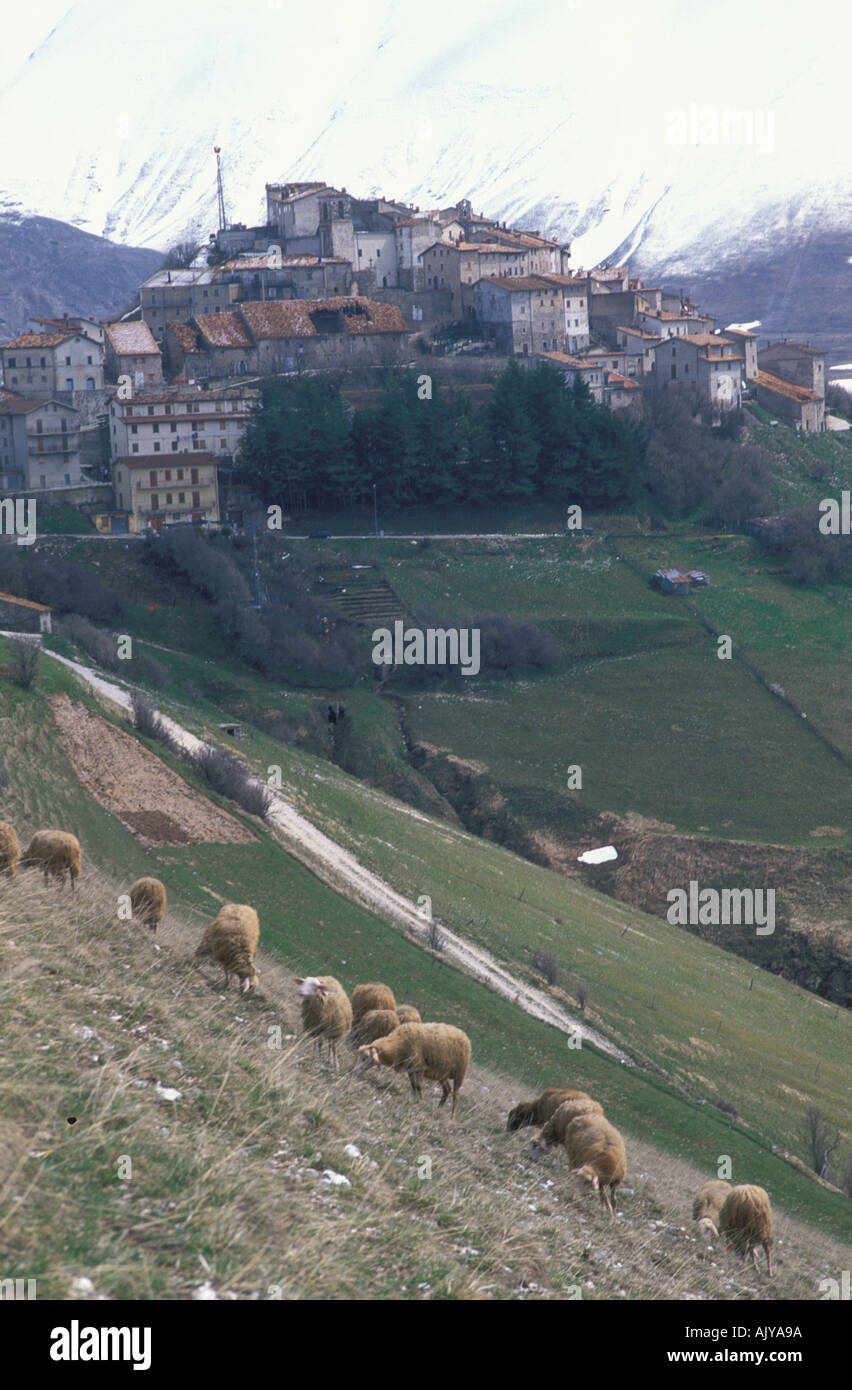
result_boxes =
[577,845,618,865]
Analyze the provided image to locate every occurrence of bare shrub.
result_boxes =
[716,1100,739,1123]
[192,745,271,821]
[533,950,559,986]
[428,919,445,953]
[575,976,588,1011]
[9,639,40,690]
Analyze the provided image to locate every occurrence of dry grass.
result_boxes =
[0,869,848,1301]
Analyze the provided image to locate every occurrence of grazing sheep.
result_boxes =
[22,830,81,892]
[0,822,20,879]
[194,904,260,994]
[347,1008,400,1049]
[561,1114,627,1216]
[296,976,353,1067]
[692,1179,733,1239]
[129,876,167,932]
[530,1097,604,1156]
[719,1184,774,1276]
[357,1022,471,1119]
[350,981,396,1022]
[395,1004,422,1025]
[506,1086,591,1133]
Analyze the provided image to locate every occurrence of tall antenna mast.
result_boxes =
[214,146,227,232]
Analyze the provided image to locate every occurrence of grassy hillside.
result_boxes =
[3,646,849,1256]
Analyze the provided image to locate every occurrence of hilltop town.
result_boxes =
[0,177,837,535]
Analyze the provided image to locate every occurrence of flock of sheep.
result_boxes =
[0,819,775,1277]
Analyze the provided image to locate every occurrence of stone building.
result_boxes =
[104,321,163,389]
[1,326,104,399]
[473,274,590,355]
[0,392,84,489]
[652,333,745,411]
[108,385,259,465]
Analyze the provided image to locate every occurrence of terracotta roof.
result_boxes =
[115,386,259,405]
[641,309,690,321]
[760,342,824,356]
[239,297,407,339]
[617,325,661,341]
[194,312,254,350]
[606,372,639,389]
[2,331,74,349]
[0,393,41,415]
[754,370,818,404]
[536,352,599,369]
[0,590,51,612]
[105,321,160,356]
[167,321,202,352]
[584,349,627,358]
[681,333,735,347]
[724,327,758,338]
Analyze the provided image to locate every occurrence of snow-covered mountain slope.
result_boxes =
[3,0,850,273]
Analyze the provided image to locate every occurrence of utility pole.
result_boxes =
[214,146,227,232]
[372,480,378,538]
[250,522,261,609]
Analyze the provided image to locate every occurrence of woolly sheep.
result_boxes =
[692,1179,733,1239]
[296,976,353,1067]
[357,1022,471,1118]
[506,1086,591,1133]
[22,830,81,892]
[129,876,168,932]
[561,1113,627,1216]
[395,1004,422,1025]
[350,981,396,1022]
[347,1008,400,1049]
[719,1184,774,1276]
[195,904,260,994]
[529,1097,604,1156]
[0,822,20,879]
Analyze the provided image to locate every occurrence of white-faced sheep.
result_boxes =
[194,904,260,994]
[719,1184,774,1276]
[0,821,20,879]
[529,1097,604,1157]
[129,876,167,932]
[22,830,81,892]
[692,1179,733,1239]
[357,1022,471,1119]
[296,976,353,1067]
[560,1113,627,1216]
[506,1086,591,1133]
[347,1007,400,1049]
[395,1004,422,1025]
[350,981,396,1022]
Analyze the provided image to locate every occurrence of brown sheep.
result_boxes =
[351,981,396,1022]
[395,1004,422,1025]
[719,1185,774,1276]
[194,904,260,994]
[296,976,353,1067]
[357,1022,471,1118]
[129,876,167,932]
[22,830,81,892]
[530,1097,604,1156]
[562,1114,627,1216]
[693,1179,733,1239]
[0,822,21,879]
[506,1086,591,1133]
[347,1008,400,1049]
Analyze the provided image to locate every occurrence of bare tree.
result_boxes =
[9,639,40,690]
[162,241,201,270]
[803,1104,839,1179]
[533,950,559,986]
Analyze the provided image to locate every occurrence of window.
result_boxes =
[192,491,200,507]
[7,357,15,367]
[26,357,32,367]
[177,468,184,480]
[65,357,71,366]
[220,421,226,430]
[36,420,43,433]
[191,468,199,484]
[147,406,154,416]
[165,405,172,415]
[131,424,138,434]
[65,379,73,390]
[151,494,159,510]
[64,473,71,486]
[178,492,185,503]
[40,357,46,367]
[166,493,173,504]
[87,378,95,390]
[220,439,228,449]
[61,419,67,432]
[132,443,139,453]
[171,441,179,451]
[165,469,171,481]
[192,439,205,449]
[149,470,157,487]
[152,424,159,433]
[87,356,92,365]
[153,442,161,452]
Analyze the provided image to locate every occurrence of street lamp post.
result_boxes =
[372,481,378,538]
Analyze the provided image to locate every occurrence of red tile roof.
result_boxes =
[2,331,74,349]
[754,370,818,403]
[105,321,161,356]
[194,312,254,350]
[167,321,202,353]
[239,297,407,339]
